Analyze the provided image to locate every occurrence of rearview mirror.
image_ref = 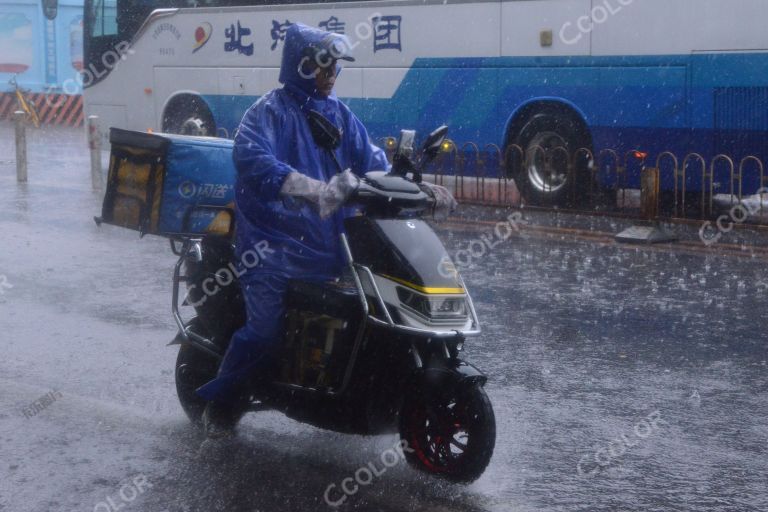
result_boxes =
[421,125,448,160]
[307,110,341,151]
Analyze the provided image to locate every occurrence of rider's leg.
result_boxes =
[196,272,289,436]
[198,272,289,403]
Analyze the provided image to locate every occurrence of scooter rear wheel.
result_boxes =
[399,384,496,483]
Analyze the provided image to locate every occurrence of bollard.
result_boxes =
[640,167,660,220]
[87,115,103,191]
[14,111,27,183]
[615,154,676,244]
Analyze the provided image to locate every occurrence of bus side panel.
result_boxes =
[592,0,768,194]
[205,66,281,138]
[348,67,418,149]
[692,52,768,195]
[592,0,768,57]
[413,67,500,177]
[501,0,591,57]
[592,64,689,191]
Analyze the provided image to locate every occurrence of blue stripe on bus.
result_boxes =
[202,52,768,192]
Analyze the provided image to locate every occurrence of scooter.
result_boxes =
[170,114,496,482]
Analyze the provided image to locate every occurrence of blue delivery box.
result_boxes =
[100,128,236,237]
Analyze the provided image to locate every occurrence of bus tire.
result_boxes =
[162,95,215,136]
[507,105,592,207]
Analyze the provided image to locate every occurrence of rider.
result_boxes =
[196,23,454,437]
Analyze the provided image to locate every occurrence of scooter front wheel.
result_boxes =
[399,384,496,483]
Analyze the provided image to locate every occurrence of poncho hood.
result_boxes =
[278,23,354,100]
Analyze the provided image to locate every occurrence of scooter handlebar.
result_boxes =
[349,175,434,215]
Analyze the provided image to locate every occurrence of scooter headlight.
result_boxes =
[396,287,468,320]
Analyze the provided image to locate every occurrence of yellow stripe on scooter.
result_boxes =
[381,274,465,295]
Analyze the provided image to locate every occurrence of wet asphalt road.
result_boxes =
[1,126,766,512]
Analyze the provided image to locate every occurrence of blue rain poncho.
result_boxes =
[197,23,388,404]
[231,23,388,278]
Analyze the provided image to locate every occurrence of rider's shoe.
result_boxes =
[202,401,244,439]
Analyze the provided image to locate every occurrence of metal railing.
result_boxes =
[381,138,768,225]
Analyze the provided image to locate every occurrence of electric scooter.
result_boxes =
[171,115,496,482]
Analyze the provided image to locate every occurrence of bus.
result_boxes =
[82,0,768,206]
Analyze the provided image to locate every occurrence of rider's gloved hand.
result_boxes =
[280,169,360,219]
[419,182,458,219]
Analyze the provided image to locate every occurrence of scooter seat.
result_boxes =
[285,278,361,318]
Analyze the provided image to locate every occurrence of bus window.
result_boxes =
[90,0,117,37]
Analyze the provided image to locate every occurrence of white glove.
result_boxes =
[419,182,458,219]
[280,169,360,219]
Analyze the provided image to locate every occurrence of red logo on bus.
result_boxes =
[193,22,212,53]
